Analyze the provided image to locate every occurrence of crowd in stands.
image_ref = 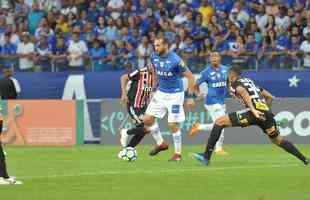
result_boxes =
[0,0,310,72]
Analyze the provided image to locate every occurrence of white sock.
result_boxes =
[172,130,182,154]
[215,130,225,150]
[149,123,164,146]
[198,123,214,131]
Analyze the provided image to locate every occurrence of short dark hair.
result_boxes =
[229,66,242,76]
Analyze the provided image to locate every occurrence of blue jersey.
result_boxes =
[197,65,229,105]
[151,51,188,93]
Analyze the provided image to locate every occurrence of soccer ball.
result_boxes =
[118,147,138,162]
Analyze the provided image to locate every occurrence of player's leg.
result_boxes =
[166,92,185,162]
[120,105,143,147]
[192,115,232,165]
[148,121,169,156]
[192,109,254,165]
[188,104,214,136]
[0,119,9,180]
[259,111,309,165]
[168,122,182,161]
[213,105,227,155]
[0,142,9,179]
[126,114,155,148]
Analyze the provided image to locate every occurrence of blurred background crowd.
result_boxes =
[0,0,309,72]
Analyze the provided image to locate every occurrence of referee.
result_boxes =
[0,68,22,185]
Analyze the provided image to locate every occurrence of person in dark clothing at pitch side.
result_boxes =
[0,68,20,99]
[0,68,22,184]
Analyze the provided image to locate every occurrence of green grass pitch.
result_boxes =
[1,145,309,200]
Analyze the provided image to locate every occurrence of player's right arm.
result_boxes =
[260,88,274,108]
[195,70,208,100]
[236,85,265,120]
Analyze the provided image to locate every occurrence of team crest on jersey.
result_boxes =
[160,62,165,67]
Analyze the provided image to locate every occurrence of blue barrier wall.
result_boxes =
[13,70,310,99]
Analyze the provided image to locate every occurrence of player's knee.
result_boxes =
[270,135,283,145]
[143,115,154,126]
[168,123,179,133]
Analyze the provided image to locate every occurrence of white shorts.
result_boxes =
[204,103,226,121]
[146,90,185,123]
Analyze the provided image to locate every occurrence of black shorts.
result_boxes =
[228,109,279,139]
[127,104,147,126]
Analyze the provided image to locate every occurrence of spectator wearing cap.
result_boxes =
[0,31,17,69]
[67,31,88,71]
[16,32,35,71]
[27,2,45,35]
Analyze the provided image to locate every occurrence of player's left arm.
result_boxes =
[182,70,196,96]
[260,88,274,107]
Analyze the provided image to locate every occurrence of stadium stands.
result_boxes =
[0,0,309,73]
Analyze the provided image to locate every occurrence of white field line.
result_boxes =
[19,163,301,180]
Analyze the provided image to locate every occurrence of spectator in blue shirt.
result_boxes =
[87,1,100,23]
[52,36,68,72]
[89,38,109,71]
[0,32,17,69]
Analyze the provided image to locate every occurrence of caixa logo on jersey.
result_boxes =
[275,111,310,137]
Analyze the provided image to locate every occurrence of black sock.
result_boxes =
[204,124,224,160]
[127,133,145,148]
[0,143,9,179]
[278,140,307,164]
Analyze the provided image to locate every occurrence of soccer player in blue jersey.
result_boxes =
[146,37,196,161]
[188,52,229,155]
[125,37,196,161]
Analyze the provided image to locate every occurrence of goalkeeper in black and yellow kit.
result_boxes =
[192,66,309,166]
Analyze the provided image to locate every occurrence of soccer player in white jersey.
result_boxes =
[188,52,229,155]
